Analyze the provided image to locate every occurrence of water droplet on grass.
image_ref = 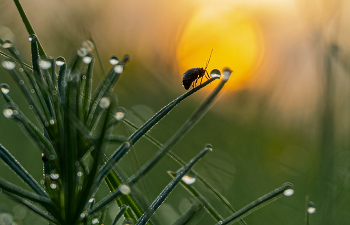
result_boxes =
[114,65,123,73]
[2,40,13,48]
[210,69,221,78]
[109,55,119,65]
[3,108,13,118]
[55,56,65,66]
[308,202,316,214]
[283,189,294,196]
[92,218,99,224]
[80,213,86,218]
[50,183,57,189]
[50,173,59,180]
[120,184,131,195]
[99,97,110,109]
[1,84,10,94]
[28,34,36,42]
[222,67,233,80]
[39,59,51,69]
[114,107,127,121]
[83,55,92,64]
[2,58,15,70]
[181,171,197,185]
[88,198,95,203]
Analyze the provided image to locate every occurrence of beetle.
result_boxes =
[182,49,213,90]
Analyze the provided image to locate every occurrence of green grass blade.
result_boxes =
[12,0,46,57]
[2,190,57,223]
[82,53,94,121]
[0,144,47,197]
[111,205,129,225]
[216,183,294,225]
[93,77,219,194]
[0,177,52,206]
[135,146,211,225]
[127,75,229,186]
[124,119,247,224]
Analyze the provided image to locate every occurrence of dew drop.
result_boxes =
[114,107,127,121]
[28,105,33,110]
[28,34,36,42]
[77,172,83,177]
[80,213,86,218]
[50,173,59,180]
[55,56,65,66]
[0,84,10,94]
[92,218,99,224]
[78,186,82,190]
[120,184,131,195]
[283,189,294,196]
[50,183,57,189]
[109,55,119,65]
[114,65,123,73]
[2,58,16,70]
[88,198,95,203]
[81,40,94,51]
[19,80,24,85]
[30,89,35,93]
[210,69,221,78]
[2,40,13,49]
[83,55,92,64]
[222,67,233,81]
[99,97,110,109]
[307,202,316,214]
[3,108,13,118]
[19,68,23,72]
[40,180,44,185]
[39,59,51,69]
[81,75,86,80]
[181,172,197,185]
[49,119,55,125]
[52,90,57,95]
[77,47,88,57]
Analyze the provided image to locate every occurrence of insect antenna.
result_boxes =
[205,49,213,70]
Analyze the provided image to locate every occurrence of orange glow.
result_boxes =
[177,6,263,90]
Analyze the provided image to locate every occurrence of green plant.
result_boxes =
[0,1,295,225]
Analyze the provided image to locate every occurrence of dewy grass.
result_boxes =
[0,1,295,224]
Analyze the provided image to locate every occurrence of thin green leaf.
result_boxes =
[111,205,129,225]
[0,144,47,197]
[172,201,203,225]
[12,0,46,57]
[2,190,57,224]
[135,146,211,225]
[216,183,294,225]
[0,177,53,206]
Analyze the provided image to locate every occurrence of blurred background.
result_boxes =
[0,0,350,224]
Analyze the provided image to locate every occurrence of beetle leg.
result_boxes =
[200,76,203,85]
[205,70,210,79]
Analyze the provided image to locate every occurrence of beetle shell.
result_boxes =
[182,67,206,90]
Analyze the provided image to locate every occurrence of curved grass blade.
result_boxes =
[12,0,46,57]
[82,53,94,121]
[4,64,47,126]
[92,77,219,197]
[111,205,129,225]
[0,177,53,206]
[135,146,211,225]
[124,119,246,224]
[0,144,47,197]
[2,190,57,224]
[216,183,294,225]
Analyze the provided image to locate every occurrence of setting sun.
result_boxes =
[177,5,263,90]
